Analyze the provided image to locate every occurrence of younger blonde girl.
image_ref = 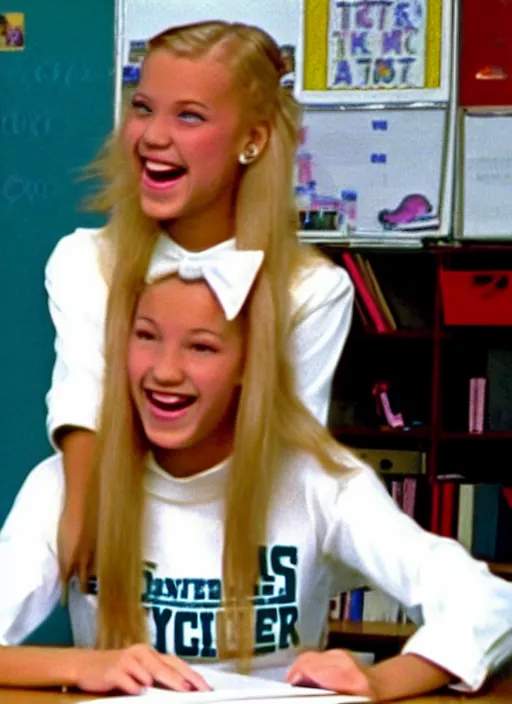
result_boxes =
[1,248,511,700]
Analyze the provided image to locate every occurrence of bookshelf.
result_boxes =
[326,241,512,475]
[323,241,512,653]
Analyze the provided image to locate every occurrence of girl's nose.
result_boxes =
[151,349,185,385]
[142,115,172,149]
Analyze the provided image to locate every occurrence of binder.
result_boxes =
[472,484,512,562]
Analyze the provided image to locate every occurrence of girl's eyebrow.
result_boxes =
[134,315,156,325]
[132,92,209,112]
[190,327,223,339]
[174,99,210,111]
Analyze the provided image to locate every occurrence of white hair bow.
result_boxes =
[145,234,264,320]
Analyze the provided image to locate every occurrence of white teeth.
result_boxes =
[150,391,187,403]
[145,159,178,172]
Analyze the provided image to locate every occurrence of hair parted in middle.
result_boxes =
[80,20,356,669]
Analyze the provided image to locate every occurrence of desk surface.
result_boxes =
[1,678,511,704]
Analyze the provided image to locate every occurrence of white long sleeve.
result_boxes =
[291,259,354,424]
[1,451,511,690]
[322,465,512,691]
[0,457,63,645]
[44,229,108,443]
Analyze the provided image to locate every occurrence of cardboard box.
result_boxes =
[352,449,426,475]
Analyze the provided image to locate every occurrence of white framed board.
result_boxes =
[299,106,448,236]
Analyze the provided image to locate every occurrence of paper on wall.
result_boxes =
[462,113,512,238]
[300,107,445,234]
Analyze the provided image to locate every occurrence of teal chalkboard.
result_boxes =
[0,0,115,643]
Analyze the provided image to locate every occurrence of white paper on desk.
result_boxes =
[77,665,370,703]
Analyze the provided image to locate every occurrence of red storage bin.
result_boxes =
[440,270,512,326]
[460,0,512,107]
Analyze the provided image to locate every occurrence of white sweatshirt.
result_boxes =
[44,228,354,440]
[1,451,511,692]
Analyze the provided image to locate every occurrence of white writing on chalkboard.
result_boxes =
[5,60,113,90]
[34,61,94,85]
[1,176,53,205]
[0,112,53,138]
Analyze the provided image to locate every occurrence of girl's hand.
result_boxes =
[286,649,376,700]
[75,644,212,694]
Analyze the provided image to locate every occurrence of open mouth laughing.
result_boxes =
[144,389,197,419]
[142,159,188,190]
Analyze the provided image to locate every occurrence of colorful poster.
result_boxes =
[0,12,25,50]
[327,0,427,90]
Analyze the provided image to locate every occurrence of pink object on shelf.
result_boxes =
[296,151,313,185]
[469,377,487,433]
[402,477,417,518]
[372,381,405,429]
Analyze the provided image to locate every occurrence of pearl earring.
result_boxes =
[239,144,259,165]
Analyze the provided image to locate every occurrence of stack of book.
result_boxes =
[341,252,396,333]
[329,587,406,625]
[330,450,427,626]
[340,252,429,334]
[431,478,512,563]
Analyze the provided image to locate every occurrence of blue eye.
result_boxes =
[178,111,205,124]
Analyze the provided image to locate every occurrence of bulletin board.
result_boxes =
[116,0,457,240]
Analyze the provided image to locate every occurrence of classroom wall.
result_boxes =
[0,0,115,642]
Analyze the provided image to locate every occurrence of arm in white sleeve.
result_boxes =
[291,259,354,425]
[44,230,108,445]
[0,457,63,645]
[323,465,512,691]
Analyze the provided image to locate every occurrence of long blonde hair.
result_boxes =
[82,20,352,665]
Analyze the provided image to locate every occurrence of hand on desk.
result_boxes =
[75,644,212,695]
[286,649,452,702]
[286,649,375,699]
